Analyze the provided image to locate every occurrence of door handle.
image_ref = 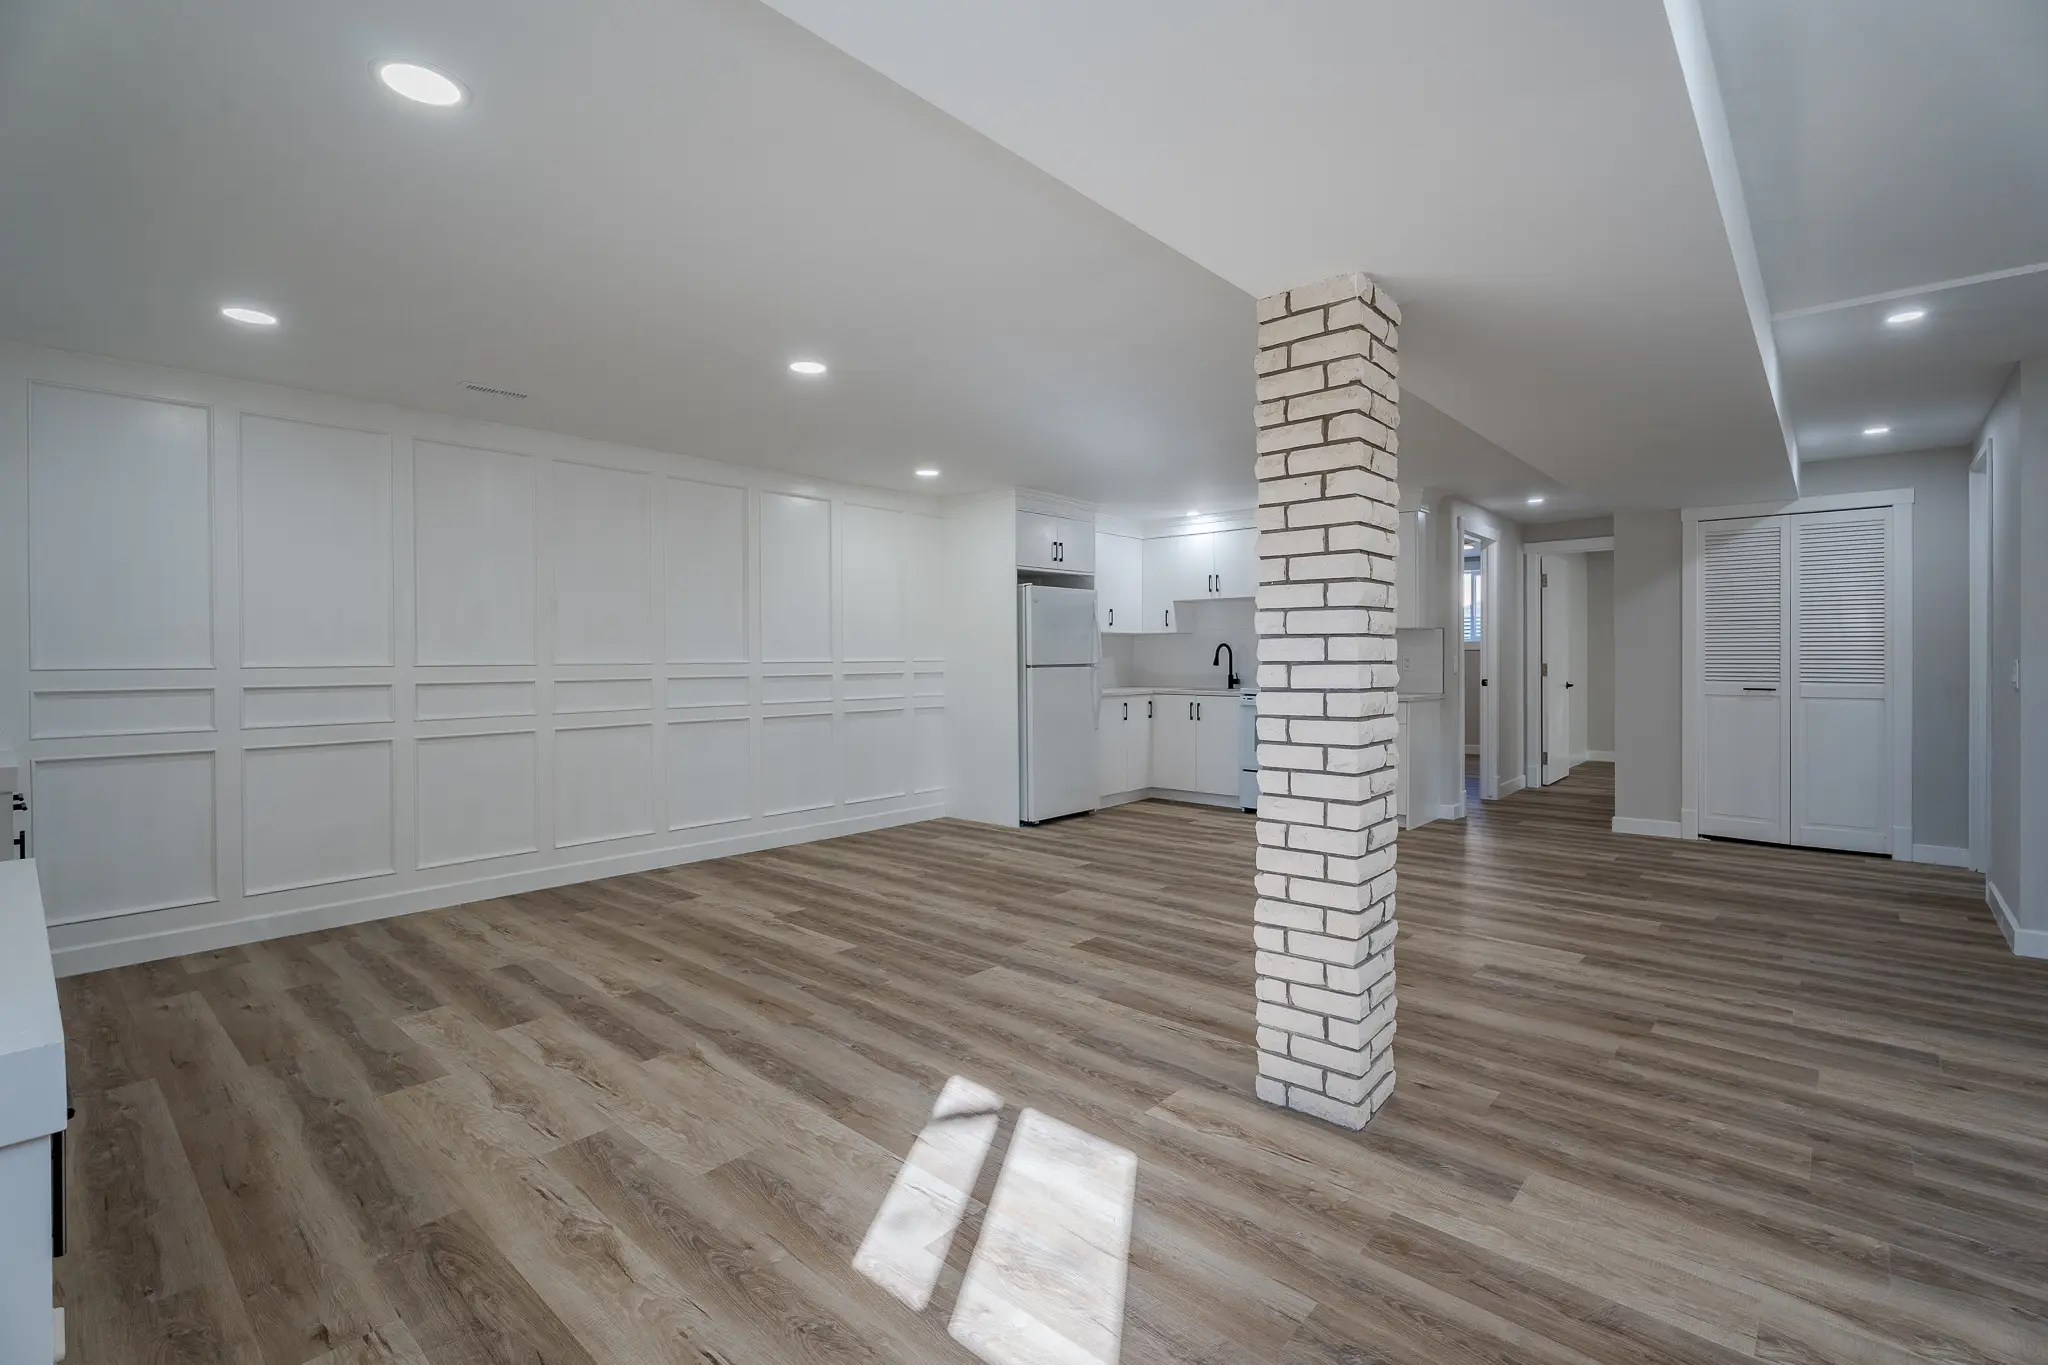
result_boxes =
[1565,682,1574,689]
[1481,678,1489,686]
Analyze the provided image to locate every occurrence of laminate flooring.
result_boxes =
[56,764,2048,1364]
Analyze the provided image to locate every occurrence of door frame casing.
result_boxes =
[1454,520,1502,805]
[1521,537,1611,788]
[1968,442,1992,873]
[1680,489,1915,856]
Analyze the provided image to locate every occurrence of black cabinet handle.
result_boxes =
[1147,699,1153,717]
[1107,607,1113,626]
[1163,609,1170,627]
[1122,701,1128,720]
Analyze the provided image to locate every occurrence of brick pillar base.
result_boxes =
[1251,272,1401,1130]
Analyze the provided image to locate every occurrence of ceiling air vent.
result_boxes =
[461,382,528,399]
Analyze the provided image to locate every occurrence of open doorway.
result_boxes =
[1521,538,1614,791]
[1458,524,1501,809]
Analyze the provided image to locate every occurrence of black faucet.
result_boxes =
[1213,642,1240,690]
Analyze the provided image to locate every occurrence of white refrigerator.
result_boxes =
[1019,583,1100,824]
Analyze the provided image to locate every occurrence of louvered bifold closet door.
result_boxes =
[1698,517,1791,841]
[1790,507,1893,852]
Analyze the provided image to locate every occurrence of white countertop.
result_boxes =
[1103,686,1252,698]
[0,860,66,1147]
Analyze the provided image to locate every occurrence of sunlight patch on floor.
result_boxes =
[853,1075,1002,1311]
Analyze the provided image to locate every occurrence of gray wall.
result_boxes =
[1613,510,1684,826]
[1978,374,2021,915]
[1585,551,1614,754]
[1802,449,1973,851]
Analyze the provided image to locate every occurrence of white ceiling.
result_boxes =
[759,0,1796,509]
[1699,0,2048,460]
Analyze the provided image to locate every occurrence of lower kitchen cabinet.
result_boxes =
[1101,693,1239,800]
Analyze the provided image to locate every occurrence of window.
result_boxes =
[1462,555,1484,643]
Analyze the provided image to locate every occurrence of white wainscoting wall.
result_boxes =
[0,344,947,973]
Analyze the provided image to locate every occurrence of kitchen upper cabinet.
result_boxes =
[1139,529,1259,630]
[1213,527,1258,598]
[1095,531,1142,633]
[1017,510,1093,572]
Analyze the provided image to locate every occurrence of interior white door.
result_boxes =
[1124,695,1153,791]
[1212,527,1258,597]
[1098,696,1126,797]
[1193,697,1241,795]
[1150,697,1198,790]
[1096,532,1142,633]
[1539,555,1572,785]
[1697,517,1791,842]
[1790,509,1892,852]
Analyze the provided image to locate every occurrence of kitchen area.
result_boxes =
[1015,502,1260,824]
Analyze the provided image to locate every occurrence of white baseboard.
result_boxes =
[1988,880,2048,958]
[1497,776,1526,797]
[1439,803,1464,822]
[51,802,946,976]
[1910,844,1972,869]
[1584,749,1615,763]
[1463,745,1480,756]
[1611,816,1685,840]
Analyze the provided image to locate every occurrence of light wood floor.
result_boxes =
[56,765,2048,1364]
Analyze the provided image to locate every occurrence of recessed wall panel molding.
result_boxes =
[841,503,906,662]
[759,492,832,662]
[665,477,748,663]
[913,671,946,699]
[413,441,537,665]
[761,673,833,706]
[666,675,750,709]
[843,671,909,701]
[909,513,947,662]
[32,750,217,924]
[240,414,394,666]
[555,677,653,714]
[552,461,653,664]
[242,684,394,729]
[415,680,537,721]
[666,718,752,829]
[841,707,908,804]
[31,687,215,739]
[553,723,656,847]
[760,712,834,815]
[28,384,212,670]
[913,705,947,794]
[416,731,538,868]
[243,740,395,894]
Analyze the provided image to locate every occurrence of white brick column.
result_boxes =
[1251,272,1401,1130]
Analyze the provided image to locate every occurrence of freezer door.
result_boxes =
[1022,665,1101,822]
[1019,584,1099,666]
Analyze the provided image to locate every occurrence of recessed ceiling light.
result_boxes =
[375,60,467,107]
[220,305,278,326]
[914,468,940,478]
[789,360,827,376]
[1186,509,1202,517]
[1884,308,1927,326]
[1863,425,1891,437]
[1526,495,1546,505]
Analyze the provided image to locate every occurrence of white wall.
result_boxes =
[1980,374,2022,911]
[0,343,948,973]
[1802,449,1973,853]
[1613,510,1684,829]
[1584,551,1614,755]
[942,489,1020,827]
[1101,597,1254,691]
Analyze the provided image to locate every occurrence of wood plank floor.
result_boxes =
[56,764,2048,1364]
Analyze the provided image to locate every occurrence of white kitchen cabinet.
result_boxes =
[1017,510,1093,572]
[1095,531,1143,633]
[1194,699,1241,795]
[1098,694,1154,795]
[1139,529,1258,630]
[1149,696,1198,790]
[1213,527,1259,598]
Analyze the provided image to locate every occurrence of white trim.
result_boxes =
[1584,749,1615,763]
[52,800,943,976]
[1682,488,1914,527]
[1681,490,1915,858]
[1968,443,1992,872]
[1497,775,1526,797]
[1464,744,1480,756]
[1519,536,1613,556]
[1772,259,2048,322]
[1439,802,1464,823]
[1611,816,1684,839]
[1910,844,1972,869]
[1988,880,2047,958]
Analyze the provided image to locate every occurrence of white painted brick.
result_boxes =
[1256,1025,1291,1054]
[1257,794,1324,825]
[1257,846,1325,878]
[1326,997,1397,1052]
[1257,474,1324,506]
[1254,925,1287,954]
[1258,1050,1324,1088]
[1256,419,1326,455]
[1286,930,1373,966]
[1257,742,1323,770]
[1256,293,1290,323]
[1325,297,1389,340]
[1290,327,1374,368]
[1255,452,1290,480]
[1256,400,1288,429]
[1286,442,1373,477]
[1255,950,1323,986]
[1256,977,1290,1003]
[1326,744,1391,776]
[1256,819,1286,847]
[1288,273,1370,312]
[1372,338,1399,375]
[1256,691,1324,717]
[1325,468,1397,503]
[1326,412,1393,449]
[1258,528,1327,558]
[1373,393,1399,428]
[1257,311,1325,348]
[1325,581,1394,609]
[1288,552,1379,582]
[1291,982,1371,1021]
[1256,503,1289,530]
[1256,1000,1325,1035]
[1257,770,1291,796]
[1293,1035,1374,1076]
[1327,524,1398,555]
[1325,953,1394,995]
[1287,824,1373,859]
[1256,365,1325,401]
[1289,663,1375,690]
[1289,877,1377,912]
[1260,635,1325,661]
[1286,384,1375,423]
[1255,1075,1288,1105]
[1322,901,1392,941]
[1286,1085,1369,1130]
[1292,772,1379,805]
[1323,1055,1395,1106]
[1256,716,1292,741]
[1257,346,1289,376]
[1256,664,1292,690]
[1284,607,1375,634]
[1255,898,1324,930]
[1253,871,1289,898]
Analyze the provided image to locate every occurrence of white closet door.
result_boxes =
[1698,517,1790,842]
[1790,509,1892,852]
